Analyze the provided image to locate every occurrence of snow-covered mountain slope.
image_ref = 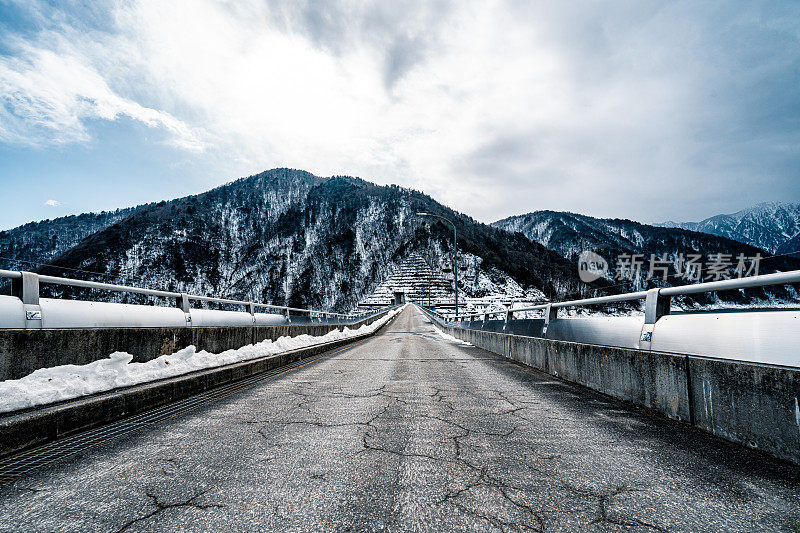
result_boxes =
[493,210,800,304]
[0,206,142,271]
[777,233,800,257]
[8,169,597,312]
[658,202,800,254]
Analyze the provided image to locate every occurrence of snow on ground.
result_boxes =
[0,307,403,415]
[431,325,473,347]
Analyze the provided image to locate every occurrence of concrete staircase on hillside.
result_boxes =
[359,254,453,307]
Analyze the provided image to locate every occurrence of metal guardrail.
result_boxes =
[418,272,800,366]
[0,269,380,328]
[427,270,800,326]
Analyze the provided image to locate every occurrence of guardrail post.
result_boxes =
[12,272,42,328]
[246,302,255,315]
[176,293,192,326]
[505,307,514,323]
[640,288,670,350]
[176,293,190,312]
[542,304,557,336]
[644,288,670,324]
[11,271,39,305]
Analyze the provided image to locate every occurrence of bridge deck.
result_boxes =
[1,306,798,531]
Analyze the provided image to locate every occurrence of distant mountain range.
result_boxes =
[1,169,797,312]
[493,210,800,306]
[0,169,596,311]
[657,202,800,255]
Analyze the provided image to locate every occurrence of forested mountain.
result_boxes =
[1,169,601,311]
[8,170,795,312]
[0,207,142,272]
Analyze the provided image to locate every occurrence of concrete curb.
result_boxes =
[0,309,399,458]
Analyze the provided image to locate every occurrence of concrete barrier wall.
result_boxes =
[688,357,800,463]
[0,311,389,381]
[433,314,800,466]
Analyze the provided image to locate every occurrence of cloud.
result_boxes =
[0,10,207,151]
[0,0,799,223]
[43,199,60,207]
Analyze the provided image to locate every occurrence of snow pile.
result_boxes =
[432,325,473,347]
[0,307,402,414]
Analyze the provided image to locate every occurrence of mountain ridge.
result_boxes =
[4,171,798,312]
[493,210,800,306]
[656,202,800,254]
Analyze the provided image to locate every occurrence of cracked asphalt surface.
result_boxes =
[1,305,799,532]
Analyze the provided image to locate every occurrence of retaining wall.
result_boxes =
[431,313,800,466]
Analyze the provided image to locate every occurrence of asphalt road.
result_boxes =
[1,305,799,532]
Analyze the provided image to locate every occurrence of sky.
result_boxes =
[0,0,799,230]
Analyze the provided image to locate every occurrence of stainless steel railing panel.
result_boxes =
[545,316,645,349]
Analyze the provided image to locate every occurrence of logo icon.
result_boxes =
[578,251,608,283]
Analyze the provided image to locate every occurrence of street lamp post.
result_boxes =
[417,212,458,320]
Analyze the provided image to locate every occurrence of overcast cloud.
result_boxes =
[0,0,798,226]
